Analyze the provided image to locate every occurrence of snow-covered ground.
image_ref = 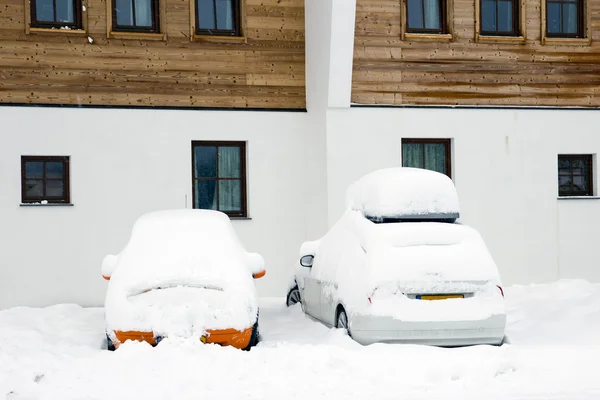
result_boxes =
[1,280,599,399]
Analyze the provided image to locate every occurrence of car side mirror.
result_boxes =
[300,255,314,268]
[253,270,266,279]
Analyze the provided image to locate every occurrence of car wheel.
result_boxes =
[336,307,351,337]
[106,334,115,351]
[286,285,302,307]
[243,321,260,351]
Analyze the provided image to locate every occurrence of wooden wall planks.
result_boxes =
[353,0,600,107]
[0,0,306,109]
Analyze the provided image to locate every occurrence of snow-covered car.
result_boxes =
[101,209,266,350]
[286,168,506,346]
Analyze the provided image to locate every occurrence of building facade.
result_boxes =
[1,0,599,308]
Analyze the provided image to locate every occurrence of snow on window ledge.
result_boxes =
[20,203,74,207]
[557,196,600,200]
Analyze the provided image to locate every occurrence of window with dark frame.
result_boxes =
[113,0,160,32]
[196,0,241,36]
[30,0,82,29]
[481,0,520,36]
[21,156,70,204]
[547,0,583,37]
[406,0,446,34]
[402,139,452,178]
[558,155,593,197]
[192,141,247,217]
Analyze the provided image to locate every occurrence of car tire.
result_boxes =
[243,321,260,351]
[335,307,351,337]
[286,285,302,307]
[106,334,116,351]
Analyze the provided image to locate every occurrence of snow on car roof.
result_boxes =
[107,209,253,294]
[346,168,460,220]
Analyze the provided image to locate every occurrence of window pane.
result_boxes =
[482,0,497,32]
[55,0,74,23]
[194,146,217,178]
[573,176,586,192]
[558,158,571,174]
[558,175,572,192]
[46,180,64,197]
[115,0,134,25]
[215,0,233,30]
[571,159,585,175]
[25,180,44,197]
[195,180,217,210]
[547,2,561,33]
[135,0,153,27]
[25,161,44,178]
[497,0,513,32]
[407,0,424,29]
[36,0,55,22]
[424,143,447,174]
[218,146,240,178]
[219,180,241,212]
[197,0,216,30]
[423,0,441,30]
[563,2,579,34]
[402,143,424,168]
[46,161,64,179]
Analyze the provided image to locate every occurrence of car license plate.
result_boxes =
[417,294,464,300]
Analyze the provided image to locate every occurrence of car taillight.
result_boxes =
[497,285,504,297]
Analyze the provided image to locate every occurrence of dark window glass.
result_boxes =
[192,142,246,217]
[402,139,451,178]
[196,0,240,36]
[481,0,519,35]
[113,0,159,32]
[406,0,445,33]
[547,0,583,37]
[31,0,81,28]
[21,156,70,203]
[558,155,593,196]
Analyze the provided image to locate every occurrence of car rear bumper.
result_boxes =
[111,326,254,349]
[349,313,506,347]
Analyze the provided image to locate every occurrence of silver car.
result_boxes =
[287,168,507,346]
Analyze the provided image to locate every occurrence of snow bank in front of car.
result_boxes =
[346,168,460,220]
[104,210,258,338]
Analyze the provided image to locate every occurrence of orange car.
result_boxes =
[101,210,266,350]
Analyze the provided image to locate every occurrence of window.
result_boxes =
[547,0,583,37]
[406,0,446,33]
[192,141,247,217]
[481,0,519,35]
[558,155,593,196]
[402,139,451,178]
[113,0,160,32]
[21,156,70,204]
[30,0,81,29]
[195,0,240,36]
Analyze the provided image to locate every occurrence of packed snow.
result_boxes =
[346,168,460,220]
[104,210,261,338]
[1,280,599,399]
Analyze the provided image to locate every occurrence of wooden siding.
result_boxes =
[0,0,305,109]
[353,0,600,107]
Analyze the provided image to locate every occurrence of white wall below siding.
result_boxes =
[0,106,324,308]
[326,107,600,286]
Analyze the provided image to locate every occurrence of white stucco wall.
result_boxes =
[0,106,323,308]
[326,107,600,285]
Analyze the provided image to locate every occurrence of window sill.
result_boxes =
[477,35,525,44]
[20,203,74,207]
[192,34,247,44]
[403,33,453,42]
[557,196,600,200]
[28,27,87,36]
[109,31,166,41]
[543,37,591,46]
